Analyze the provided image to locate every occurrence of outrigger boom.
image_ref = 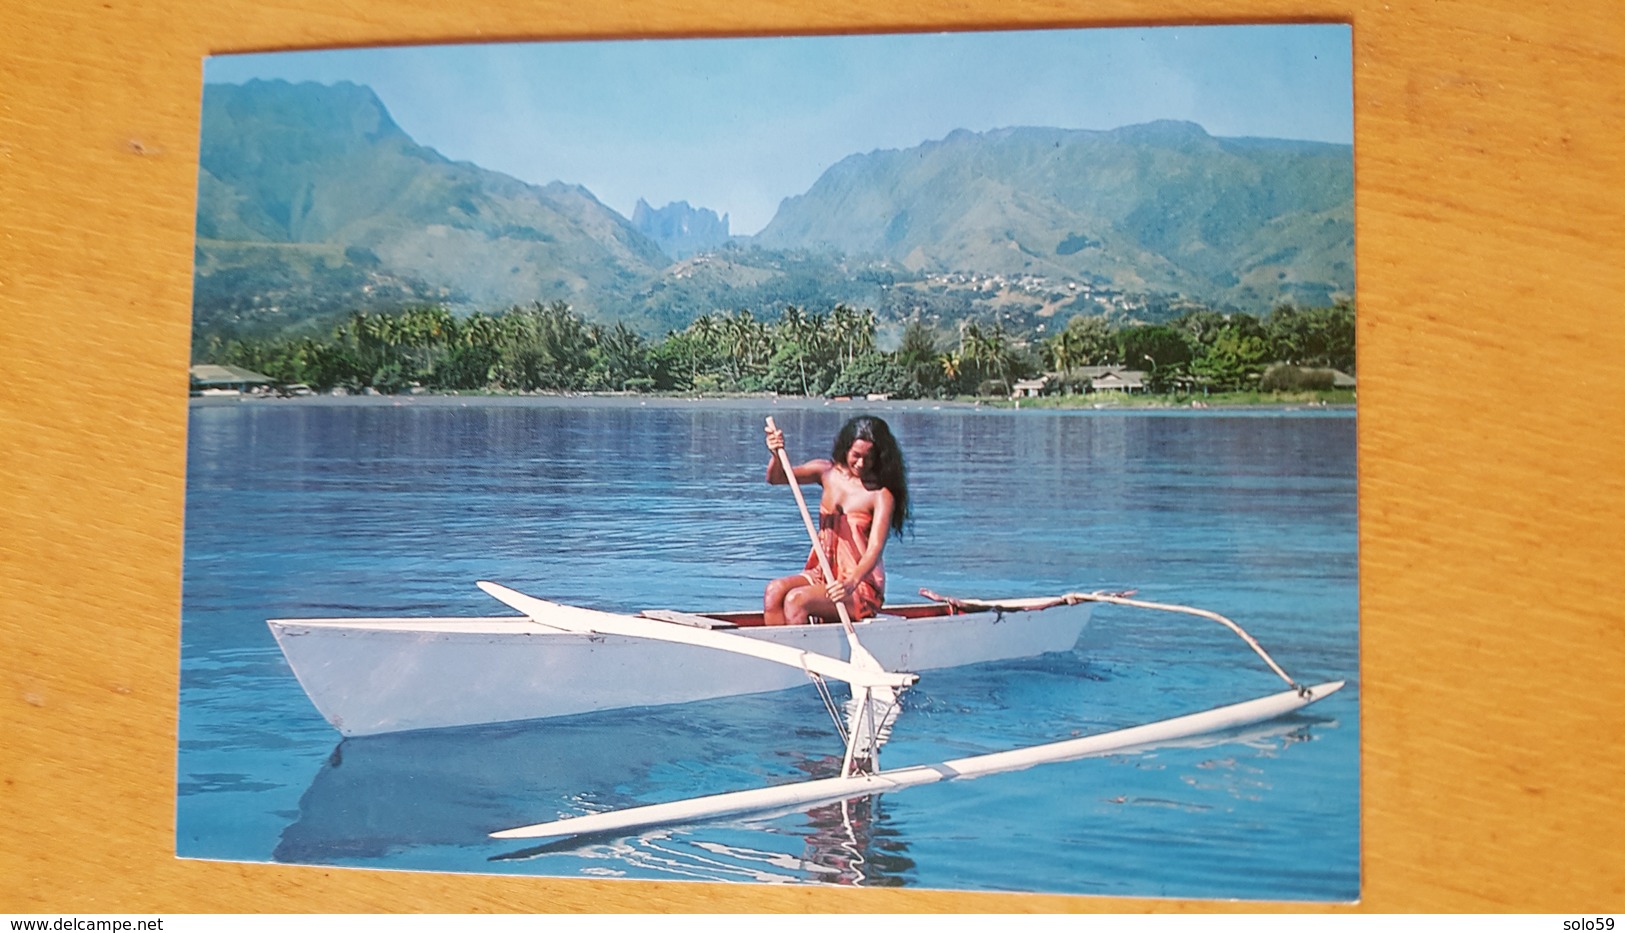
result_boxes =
[479,580,915,782]
[477,581,916,691]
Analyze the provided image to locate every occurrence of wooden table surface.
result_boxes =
[3,0,1621,913]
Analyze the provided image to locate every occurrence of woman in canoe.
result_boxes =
[763,415,910,626]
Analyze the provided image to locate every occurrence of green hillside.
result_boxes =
[193,80,668,345]
[754,122,1353,309]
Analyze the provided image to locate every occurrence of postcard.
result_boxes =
[179,24,1357,899]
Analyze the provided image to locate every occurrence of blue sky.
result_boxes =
[204,25,1352,235]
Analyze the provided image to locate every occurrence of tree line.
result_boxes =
[196,299,1354,398]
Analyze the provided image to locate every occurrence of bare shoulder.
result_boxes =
[799,458,836,482]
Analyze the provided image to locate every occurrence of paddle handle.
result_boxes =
[766,417,857,634]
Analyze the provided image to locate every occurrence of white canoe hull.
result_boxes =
[268,601,1091,736]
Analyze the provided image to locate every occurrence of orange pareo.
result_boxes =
[798,509,885,619]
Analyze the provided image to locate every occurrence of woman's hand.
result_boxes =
[825,576,853,604]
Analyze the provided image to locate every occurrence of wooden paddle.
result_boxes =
[765,416,905,775]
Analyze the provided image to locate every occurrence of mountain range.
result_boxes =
[192,80,1353,342]
[756,122,1353,308]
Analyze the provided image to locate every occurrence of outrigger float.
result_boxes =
[266,417,1343,844]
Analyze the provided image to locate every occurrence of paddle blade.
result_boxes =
[843,684,901,767]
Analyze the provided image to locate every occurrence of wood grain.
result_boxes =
[3,0,1622,913]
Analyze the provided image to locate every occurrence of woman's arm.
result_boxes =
[765,424,832,485]
[769,458,831,485]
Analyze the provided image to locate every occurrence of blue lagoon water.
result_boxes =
[178,399,1358,899]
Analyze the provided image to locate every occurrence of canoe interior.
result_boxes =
[671,601,963,628]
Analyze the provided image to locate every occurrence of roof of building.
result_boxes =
[190,364,275,385]
[1092,370,1147,389]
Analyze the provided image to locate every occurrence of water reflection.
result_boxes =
[274,712,705,862]
[789,755,915,886]
[487,748,918,886]
[273,686,920,885]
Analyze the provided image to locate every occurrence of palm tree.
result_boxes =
[832,303,876,366]
[959,322,988,382]
[462,312,500,351]
[981,323,1014,392]
[397,305,454,376]
[829,304,851,366]
[722,310,760,387]
[939,351,963,391]
[1048,329,1079,375]
[854,307,878,359]
[777,305,814,395]
[805,309,832,363]
[370,312,402,351]
[686,313,721,386]
[776,304,807,344]
[594,321,647,389]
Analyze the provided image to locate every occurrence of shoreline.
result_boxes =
[189,391,1354,414]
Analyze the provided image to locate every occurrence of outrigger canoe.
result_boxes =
[267,579,1343,845]
[268,587,1093,737]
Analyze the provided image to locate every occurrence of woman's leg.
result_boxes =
[763,574,810,626]
[782,584,859,627]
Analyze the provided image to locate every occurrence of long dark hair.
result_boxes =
[832,415,909,536]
